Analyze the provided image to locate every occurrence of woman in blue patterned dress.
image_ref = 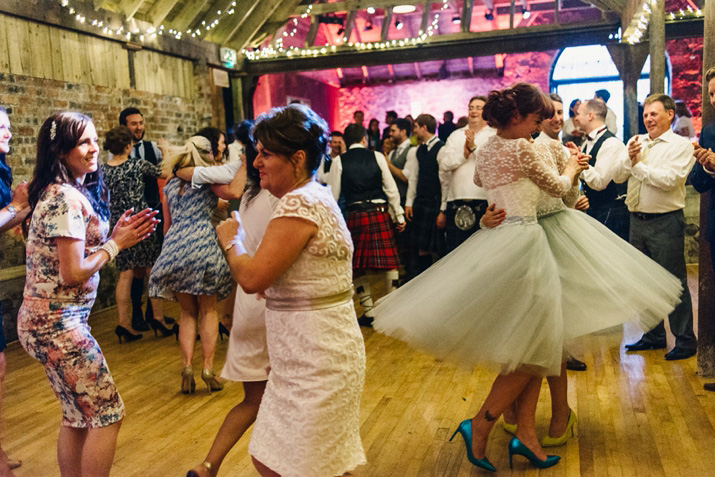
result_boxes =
[17,112,158,476]
[149,136,243,394]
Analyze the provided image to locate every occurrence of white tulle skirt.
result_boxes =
[373,211,682,377]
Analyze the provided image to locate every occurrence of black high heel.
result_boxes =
[218,323,230,341]
[148,317,174,338]
[115,325,142,344]
[173,323,179,341]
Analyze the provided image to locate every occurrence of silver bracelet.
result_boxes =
[100,239,119,261]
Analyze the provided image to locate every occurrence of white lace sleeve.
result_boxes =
[517,140,572,198]
[551,143,580,207]
[271,189,321,227]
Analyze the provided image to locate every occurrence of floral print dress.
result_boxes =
[17,183,124,428]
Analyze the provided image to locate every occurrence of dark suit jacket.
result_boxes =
[689,123,715,240]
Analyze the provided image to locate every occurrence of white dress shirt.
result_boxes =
[580,125,626,191]
[438,126,495,209]
[605,107,617,135]
[405,135,441,207]
[612,128,695,213]
[191,159,243,188]
[328,144,405,223]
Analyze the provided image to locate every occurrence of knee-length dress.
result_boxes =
[149,178,232,301]
[373,136,682,377]
[221,188,277,382]
[248,181,366,477]
[102,158,162,271]
[17,184,124,428]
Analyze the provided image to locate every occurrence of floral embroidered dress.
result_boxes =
[17,183,124,428]
[102,157,162,271]
[248,181,366,477]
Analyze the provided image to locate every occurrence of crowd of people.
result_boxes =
[0,67,713,475]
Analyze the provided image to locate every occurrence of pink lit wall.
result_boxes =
[253,73,340,129]
[336,51,557,132]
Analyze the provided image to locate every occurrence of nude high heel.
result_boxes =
[181,366,195,395]
[201,369,224,394]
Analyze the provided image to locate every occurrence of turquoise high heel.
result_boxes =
[508,436,560,469]
[449,419,497,472]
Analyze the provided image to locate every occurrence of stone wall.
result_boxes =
[0,61,215,342]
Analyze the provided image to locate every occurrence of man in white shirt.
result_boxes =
[575,99,629,240]
[437,95,495,252]
[613,94,696,360]
[328,124,405,327]
[594,89,618,135]
[317,131,345,185]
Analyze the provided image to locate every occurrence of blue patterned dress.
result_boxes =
[149,178,232,301]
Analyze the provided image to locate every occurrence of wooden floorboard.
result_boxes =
[2,267,714,476]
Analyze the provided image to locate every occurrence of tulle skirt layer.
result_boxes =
[539,208,682,339]
[374,220,565,376]
[373,211,682,377]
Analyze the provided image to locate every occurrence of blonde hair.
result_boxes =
[161,135,215,176]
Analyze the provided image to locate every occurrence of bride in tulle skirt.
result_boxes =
[372,83,682,471]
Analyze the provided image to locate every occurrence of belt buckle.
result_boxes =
[455,204,476,231]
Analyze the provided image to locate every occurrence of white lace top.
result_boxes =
[474,136,573,218]
[533,140,581,216]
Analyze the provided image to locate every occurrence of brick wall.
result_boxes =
[0,62,215,341]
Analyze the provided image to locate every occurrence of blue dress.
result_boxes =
[149,178,232,301]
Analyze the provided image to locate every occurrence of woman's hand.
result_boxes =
[217,210,247,250]
[574,195,589,211]
[110,208,159,250]
[564,153,589,185]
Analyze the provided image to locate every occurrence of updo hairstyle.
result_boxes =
[103,126,134,155]
[251,104,329,175]
[482,82,554,129]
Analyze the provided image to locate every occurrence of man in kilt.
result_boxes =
[404,114,446,274]
[328,123,406,327]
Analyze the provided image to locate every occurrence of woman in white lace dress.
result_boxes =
[216,104,366,477]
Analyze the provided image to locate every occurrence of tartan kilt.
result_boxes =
[347,206,400,270]
[411,197,445,255]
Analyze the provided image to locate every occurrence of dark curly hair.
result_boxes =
[103,126,134,155]
[27,112,109,222]
[251,104,329,175]
[196,126,227,161]
[482,83,553,130]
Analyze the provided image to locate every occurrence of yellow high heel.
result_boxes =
[542,410,577,447]
[201,369,224,394]
[181,366,195,395]
[502,421,517,435]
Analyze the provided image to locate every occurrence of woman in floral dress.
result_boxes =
[17,112,158,476]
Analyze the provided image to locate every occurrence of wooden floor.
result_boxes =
[3,267,715,476]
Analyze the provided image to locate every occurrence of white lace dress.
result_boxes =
[373,136,679,377]
[248,181,367,477]
[533,140,682,338]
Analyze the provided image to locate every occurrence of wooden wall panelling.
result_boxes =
[0,16,11,73]
[77,34,93,85]
[48,26,65,81]
[88,35,107,86]
[16,18,34,78]
[6,17,25,76]
[28,22,51,80]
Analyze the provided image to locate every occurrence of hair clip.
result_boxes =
[50,121,57,141]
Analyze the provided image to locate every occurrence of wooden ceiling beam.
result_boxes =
[146,0,179,27]
[305,15,320,47]
[188,0,232,34]
[381,7,393,42]
[242,20,621,75]
[343,10,359,43]
[226,0,302,51]
[238,0,305,49]
[421,1,431,34]
[206,0,262,44]
[294,0,433,16]
[121,0,146,21]
[461,0,474,33]
[171,0,211,33]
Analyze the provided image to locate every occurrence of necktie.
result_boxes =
[132,142,141,160]
[625,138,661,209]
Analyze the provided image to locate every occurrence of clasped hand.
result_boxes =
[110,208,160,250]
[217,210,247,254]
[693,143,715,172]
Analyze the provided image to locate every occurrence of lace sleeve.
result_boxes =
[517,140,572,198]
[272,189,321,227]
[551,143,580,207]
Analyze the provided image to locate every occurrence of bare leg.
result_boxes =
[252,457,281,477]
[190,381,267,475]
[58,427,87,477]
[514,376,548,460]
[80,421,122,477]
[503,402,517,426]
[176,293,199,368]
[197,295,219,371]
[469,370,535,459]
[545,361,570,438]
[116,270,140,334]
[220,286,236,330]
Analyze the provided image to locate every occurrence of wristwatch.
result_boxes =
[6,205,16,219]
